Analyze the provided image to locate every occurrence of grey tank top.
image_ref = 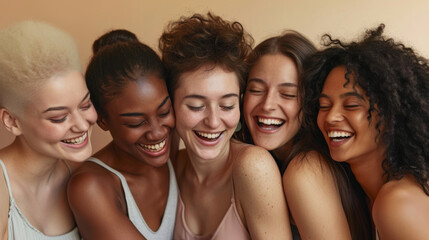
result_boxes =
[87,157,178,240]
[0,159,80,240]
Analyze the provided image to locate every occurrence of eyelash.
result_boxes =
[187,105,204,111]
[126,121,148,128]
[281,94,296,98]
[80,102,92,110]
[50,116,68,123]
[159,108,171,117]
[221,105,235,111]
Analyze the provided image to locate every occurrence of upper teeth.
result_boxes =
[328,131,352,138]
[62,133,87,144]
[258,117,284,125]
[141,139,166,152]
[197,132,221,139]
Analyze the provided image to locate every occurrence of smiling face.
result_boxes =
[243,54,301,151]
[317,66,386,165]
[100,74,175,167]
[173,65,240,161]
[14,70,97,162]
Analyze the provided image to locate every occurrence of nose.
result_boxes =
[71,112,90,132]
[146,121,168,141]
[324,105,344,124]
[261,91,277,112]
[203,106,221,129]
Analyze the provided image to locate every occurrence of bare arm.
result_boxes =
[283,151,351,240]
[67,168,146,240]
[233,146,292,240]
[373,178,429,240]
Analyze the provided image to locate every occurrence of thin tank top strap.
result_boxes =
[0,160,14,199]
[86,157,128,184]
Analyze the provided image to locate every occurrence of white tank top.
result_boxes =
[0,159,80,240]
[87,157,178,240]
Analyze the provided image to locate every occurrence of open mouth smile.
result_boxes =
[194,131,223,142]
[61,132,87,145]
[328,131,354,142]
[255,117,285,129]
[139,139,167,152]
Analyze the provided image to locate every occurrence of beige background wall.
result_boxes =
[1,0,428,152]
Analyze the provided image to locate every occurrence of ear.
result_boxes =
[96,115,109,131]
[0,108,22,136]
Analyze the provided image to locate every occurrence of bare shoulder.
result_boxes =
[283,151,351,239]
[284,151,334,187]
[232,141,278,176]
[373,176,429,239]
[67,160,121,208]
[231,142,291,239]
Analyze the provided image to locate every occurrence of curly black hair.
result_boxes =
[159,12,253,99]
[302,24,429,195]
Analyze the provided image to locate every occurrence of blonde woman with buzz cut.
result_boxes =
[0,21,97,240]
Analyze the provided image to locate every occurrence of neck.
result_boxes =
[4,138,62,187]
[348,148,386,205]
[186,140,233,185]
[271,140,294,162]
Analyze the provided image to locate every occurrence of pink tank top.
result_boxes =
[173,194,250,240]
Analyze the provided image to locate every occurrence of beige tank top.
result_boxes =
[0,160,80,240]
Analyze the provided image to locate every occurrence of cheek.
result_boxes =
[282,101,300,119]
[111,127,140,143]
[243,94,257,114]
[225,109,240,128]
[85,107,98,124]
[316,112,324,132]
[36,124,68,142]
[175,110,199,130]
[164,113,176,129]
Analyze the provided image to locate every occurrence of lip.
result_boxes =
[137,137,169,157]
[194,130,224,146]
[325,129,354,148]
[60,132,89,149]
[253,116,285,134]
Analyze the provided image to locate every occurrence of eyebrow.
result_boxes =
[184,93,239,100]
[248,78,297,87]
[319,91,364,99]
[119,96,171,117]
[43,92,90,113]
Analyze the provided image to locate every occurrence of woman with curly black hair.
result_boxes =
[302,24,429,239]
[160,12,291,239]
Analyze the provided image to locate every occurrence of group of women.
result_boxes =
[0,12,428,240]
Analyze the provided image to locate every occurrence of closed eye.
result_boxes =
[187,105,204,111]
[281,93,296,98]
[248,89,264,94]
[159,108,171,118]
[126,121,148,128]
[221,105,235,111]
[80,102,93,110]
[50,115,68,123]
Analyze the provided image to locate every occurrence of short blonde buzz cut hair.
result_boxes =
[0,20,81,109]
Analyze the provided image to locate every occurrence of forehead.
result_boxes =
[323,66,361,93]
[249,54,298,85]
[106,76,169,111]
[176,65,240,97]
[25,71,88,113]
